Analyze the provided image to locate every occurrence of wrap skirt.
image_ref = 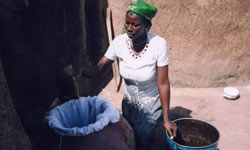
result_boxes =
[122,77,163,149]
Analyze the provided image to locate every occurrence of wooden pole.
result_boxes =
[106,7,122,92]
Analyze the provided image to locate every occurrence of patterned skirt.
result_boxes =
[122,77,163,149]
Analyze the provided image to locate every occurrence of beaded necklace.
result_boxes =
[126,38,149,59]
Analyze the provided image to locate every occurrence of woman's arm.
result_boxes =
[75,56,113,78]
[157,65,177,138]
[98,56,113,69]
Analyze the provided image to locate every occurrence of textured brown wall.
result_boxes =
[0,0,112,149]
[0,59,32,150]
[109,0,250,87]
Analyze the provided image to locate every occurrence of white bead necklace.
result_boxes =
[126,38,149,59]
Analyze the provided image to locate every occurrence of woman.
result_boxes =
[98,0,177,149]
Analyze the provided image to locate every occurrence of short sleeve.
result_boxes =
[104,38,118,60]
[157,38,169,67]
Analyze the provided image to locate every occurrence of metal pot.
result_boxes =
[166,118,219,150]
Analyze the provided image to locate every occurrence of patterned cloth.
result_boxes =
[122,77,162,149]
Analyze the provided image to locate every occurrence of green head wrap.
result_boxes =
[128,0,157,21]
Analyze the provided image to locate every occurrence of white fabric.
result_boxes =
[105,32,169,82]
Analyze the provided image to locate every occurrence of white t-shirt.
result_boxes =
[105,32,169,83]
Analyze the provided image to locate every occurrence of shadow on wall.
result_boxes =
[0,0,111,149]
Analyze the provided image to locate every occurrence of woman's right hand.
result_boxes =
[78,56,113,78]
[79,65,101,78]
[164,120,177,139]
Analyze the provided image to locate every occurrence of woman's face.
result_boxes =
[124,12,144,39]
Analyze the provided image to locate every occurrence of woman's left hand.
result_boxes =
[164,120,177,139]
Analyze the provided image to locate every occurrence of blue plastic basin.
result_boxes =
[166,118,219,150]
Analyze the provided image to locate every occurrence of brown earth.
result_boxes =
[99,0,250,150]
[108,0,250,88]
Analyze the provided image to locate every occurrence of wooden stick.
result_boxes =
[106,8,122,92]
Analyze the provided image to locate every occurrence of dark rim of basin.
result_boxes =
[166,118,220,149]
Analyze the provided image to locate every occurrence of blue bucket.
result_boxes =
[166,118,219,150]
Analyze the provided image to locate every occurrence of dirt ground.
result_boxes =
[99,78,250,150]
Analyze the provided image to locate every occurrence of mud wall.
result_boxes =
[109,0,250,87]
[0,59,31,150]
[0,0,112,149]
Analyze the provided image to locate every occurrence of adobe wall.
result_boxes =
[109,0,250,87]
[0,0,113,149]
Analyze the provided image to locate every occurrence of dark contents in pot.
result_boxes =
[172,119,219,147]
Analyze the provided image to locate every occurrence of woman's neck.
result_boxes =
[132,32,148,52]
